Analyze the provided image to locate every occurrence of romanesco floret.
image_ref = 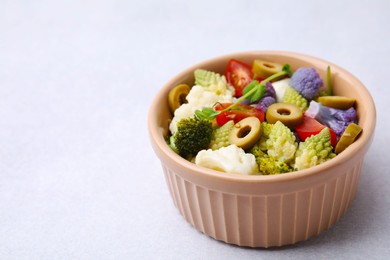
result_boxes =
[290,67,323,100]
[195,144,258,175]
[282,86,308,111]
[266,121,298,163]
[294,127,336,171]
[171,117,213,158]
[194,69,235,96]
[250,143,293,175]
[262,122,274,137]
[209,120,234,150]
[195,69,224,87]
[257,122,273,152]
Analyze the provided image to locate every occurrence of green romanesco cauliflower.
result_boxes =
[194,69,233,95]
[194,69,225,87]
[282,86,308,111]
[170,117,213,158]
[257,122,273,152]
[294,127,336,171]
[266,121,298,163]
[209,120,235,150]
[250,143,293,175]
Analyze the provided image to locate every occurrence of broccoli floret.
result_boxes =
[171,117,213,158]
[209,120,234,150]
[266,121,298,163]
[290,67,323,100]
[282,86,308,111]
[305,100,357,137]
[250,143,293,175]
[294,127,336,171]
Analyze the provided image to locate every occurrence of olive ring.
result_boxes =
[266,103,303,128]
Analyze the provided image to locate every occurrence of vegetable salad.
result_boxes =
[167,59,362,175]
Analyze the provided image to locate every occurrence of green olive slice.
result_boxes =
[318,96,356,110]
[168,84,191,113]
[252,60,283,79]
[335,123,362,154]
[229,117,262,150]
[266,103,303,128]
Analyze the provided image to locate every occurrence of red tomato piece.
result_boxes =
[214,103,265,126]
[295,116,337,147]
[226,59,253,97]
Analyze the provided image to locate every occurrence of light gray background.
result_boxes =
[1,0,389,259]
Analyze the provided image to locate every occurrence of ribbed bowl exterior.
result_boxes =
[148,51,376,248]
[161,160,363,247]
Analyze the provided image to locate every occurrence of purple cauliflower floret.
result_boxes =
[290,67,323,100]
[263,82,276,98]
[305,101,357,137]
[257,96,276,112]
[256,82,276,112]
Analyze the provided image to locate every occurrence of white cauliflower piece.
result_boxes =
[169,85,234,134]
[272,78,291,102]
[195,144,258,175]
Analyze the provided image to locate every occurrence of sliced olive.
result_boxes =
[318,96,356,110]
[168,84,191,113]
[335,123,362,154]
[229,117,262,150]
[252,60,283,79]
[266,103,303,128]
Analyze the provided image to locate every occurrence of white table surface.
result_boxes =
[1,0,389,259]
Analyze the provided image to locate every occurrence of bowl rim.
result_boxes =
[148,50,376,184]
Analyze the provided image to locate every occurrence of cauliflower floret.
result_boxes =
[290,67,323,100]
[169,85,234,135]
[271,78,291,102]
[256,82,276,112]
[305,100,357,137]
[195,144,258,175]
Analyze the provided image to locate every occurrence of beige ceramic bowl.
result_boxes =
[148,51,376,247]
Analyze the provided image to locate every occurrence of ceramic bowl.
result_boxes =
[148,51,376,247]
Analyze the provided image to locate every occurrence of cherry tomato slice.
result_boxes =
[226,59,253,97]
[215,103,265,126]
[295,116,337,147]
